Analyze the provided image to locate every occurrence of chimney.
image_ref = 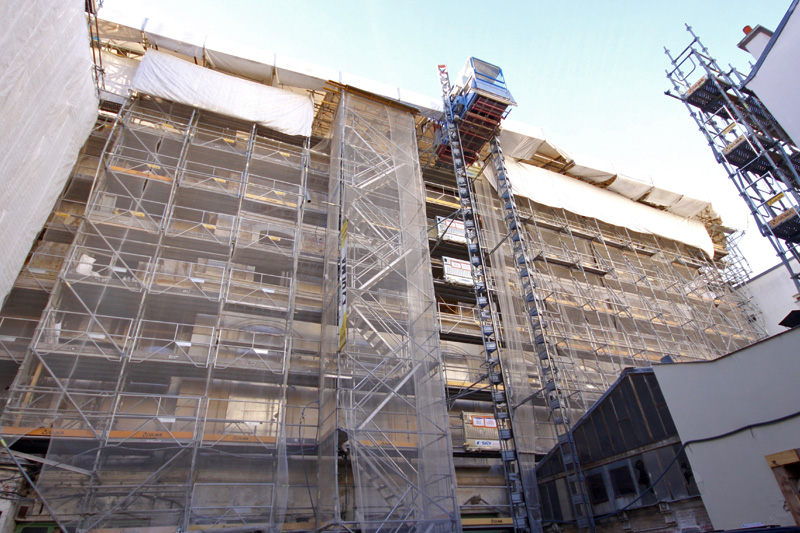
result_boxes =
[737,24,774,60]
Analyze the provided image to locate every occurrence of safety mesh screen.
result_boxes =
[317,92,460,532]
[0,95,323,531]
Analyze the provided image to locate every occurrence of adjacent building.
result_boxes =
[536,327,800,531]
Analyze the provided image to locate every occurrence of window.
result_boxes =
[586,472,609,505]
[609,465,636,498]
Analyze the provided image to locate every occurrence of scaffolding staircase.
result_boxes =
[320,89,460,532]
[437,62,538,533]
[666,25,800,295]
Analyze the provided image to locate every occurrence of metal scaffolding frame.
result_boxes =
[0,113,114,369]
[0,94,324,531]
[317,91,460,532]
[665,24,800,295]
[512,196,762,403]
[471,153,760,528]
[425,173,762,392]
[414,80,762,526]
[0,39,770,533]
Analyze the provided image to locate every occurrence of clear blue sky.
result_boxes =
[103,0,791,274]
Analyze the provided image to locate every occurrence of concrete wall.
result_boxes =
[0,471,22,533]
[745,258,800,336]
[653,328,800,529]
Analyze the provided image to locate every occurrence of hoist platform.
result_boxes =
[437,58,516,167]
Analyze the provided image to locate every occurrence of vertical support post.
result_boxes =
[665,28,800,295]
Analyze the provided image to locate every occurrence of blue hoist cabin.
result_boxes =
[437,57,516,167]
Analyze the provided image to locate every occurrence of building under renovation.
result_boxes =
[0,3,767,533]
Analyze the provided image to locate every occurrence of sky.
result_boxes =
[102,0,792,274]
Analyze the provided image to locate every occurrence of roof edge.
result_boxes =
[742,0,800,87]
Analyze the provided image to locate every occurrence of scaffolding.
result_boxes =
[0,95,328,531]
[665,24,800,295]
[417,103,762,529]
[0,109,114,374]
[471,161,761,530]
[0,21,770,533]
[484,189,761,404]
[317,91,460,531]
[437,63,540,533]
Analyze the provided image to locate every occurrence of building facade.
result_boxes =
[653,327,800,530]
[0,6,765,533]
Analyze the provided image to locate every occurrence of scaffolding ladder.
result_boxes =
[438,64,537,533]
[489,137,596,532]
[666,24,800,295]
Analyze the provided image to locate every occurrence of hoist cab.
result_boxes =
[451,57,516,116]
[437,58,516,166]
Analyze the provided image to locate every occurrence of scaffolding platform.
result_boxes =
[722,134,779,175]
[684,75,731,114]
[769,207,800,244]
[779,151,800,186]
[666,24,800,295]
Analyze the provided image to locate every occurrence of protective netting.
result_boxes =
[473,166,763,455]
[317,92,460,532]
[0,48,767,533]
[0,95,325,531]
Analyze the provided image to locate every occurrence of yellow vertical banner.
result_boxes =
[338,219,348,351]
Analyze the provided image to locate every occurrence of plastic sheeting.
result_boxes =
[318,92,460,531]
[488,159,715,257]
[132,50,314,137]
[605,173,654,201]
[0,0,98,305]
[499,120,569,164]
[99,50,139,102]
[499,122,714,218]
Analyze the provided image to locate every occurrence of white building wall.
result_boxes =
[653,328,800,529]
[746,2,800,146]
[745,258,800,336]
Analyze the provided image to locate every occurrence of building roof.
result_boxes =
[736,24,774,53]
[96,10,720,248]
[742,0,800,87]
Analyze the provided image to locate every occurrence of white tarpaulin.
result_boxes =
[498,122,714,218]
[606,173,654,201]
[499,120,570,164]
[488,160,714,257]
[132,50,314,137]
[100,50,139,101]
[0,0,98,304]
